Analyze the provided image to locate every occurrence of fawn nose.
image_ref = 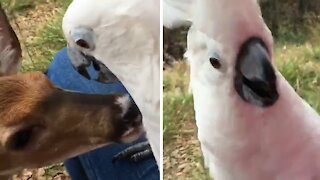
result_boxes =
[115,95,143,143]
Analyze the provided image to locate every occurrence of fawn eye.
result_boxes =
[6,127,36,151]
[210,57,221,69]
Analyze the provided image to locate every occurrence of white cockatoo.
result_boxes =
[165,0,320,179]
[62,0,160,167]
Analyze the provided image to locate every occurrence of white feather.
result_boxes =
[63,0,160,167]
[163,0,193,28]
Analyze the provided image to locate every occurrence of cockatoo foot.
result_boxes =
[92,60,119,83]
[112,141,153,163]
[68,47,119,83]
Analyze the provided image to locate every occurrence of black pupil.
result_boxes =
[210,57,221,69]
[7,128,33,150]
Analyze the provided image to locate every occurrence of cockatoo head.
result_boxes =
[187,0,279,107]
[62,0,119,82]
[62,0,159,84]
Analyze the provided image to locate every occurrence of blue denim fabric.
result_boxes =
[46,48,159,180]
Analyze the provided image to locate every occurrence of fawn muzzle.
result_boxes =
[0,73,143,176]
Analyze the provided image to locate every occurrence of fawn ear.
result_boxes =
[0,4,22,76]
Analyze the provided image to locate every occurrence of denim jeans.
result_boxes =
[46,48,159,180]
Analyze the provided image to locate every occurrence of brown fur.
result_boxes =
[0,71,143,178]
[0,72,53,126]
[0,4,21,76]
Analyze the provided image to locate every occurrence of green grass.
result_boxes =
[1,0,71,15]
[163,62,212,179]
[1,0,37,15]
[15,0,72,72]
[163,94,194,144]
[21,14,67,72]
[275,42,320,112]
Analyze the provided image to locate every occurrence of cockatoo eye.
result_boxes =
[71,27,95,50]
[209,57,221,69]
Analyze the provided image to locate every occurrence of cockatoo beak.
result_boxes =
[66,45,92,79]
[234,37,279,107]
[66,45,119,83]
[65,27,96,79]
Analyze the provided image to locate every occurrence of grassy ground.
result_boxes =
[2,0,70,72]
[163,26,320,179]
[2,0,72,179]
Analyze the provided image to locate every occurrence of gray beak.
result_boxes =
[67,46,92,79]
[234,37,279,107]
[66,46,119,83]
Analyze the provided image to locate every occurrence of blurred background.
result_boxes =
[163,1,320,179]
[2,0,71,179]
